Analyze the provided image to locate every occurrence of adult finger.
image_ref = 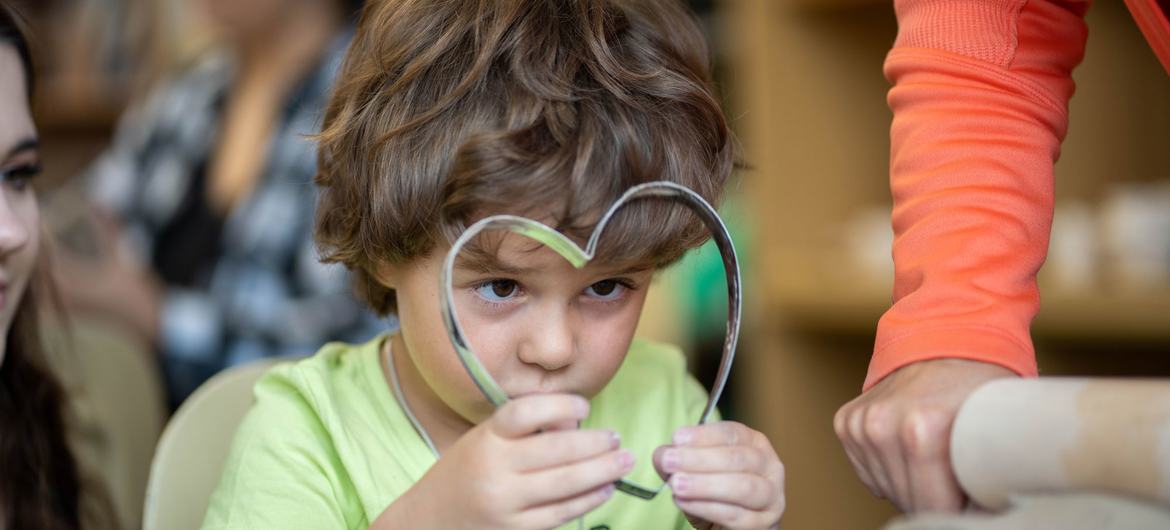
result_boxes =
[850,406,901,506]
[875,438,912,512]
[902,409,965,513]
[864,403,914,510]
[837,405,883,497]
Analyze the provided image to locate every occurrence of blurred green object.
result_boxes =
[672,190,753,342]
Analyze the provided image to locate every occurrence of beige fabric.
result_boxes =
[142,358,284,530]
[44,318,166,530]
[884,493,1170,530]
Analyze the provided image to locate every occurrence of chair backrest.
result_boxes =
[43,319,166,530]
[142,358,285,530]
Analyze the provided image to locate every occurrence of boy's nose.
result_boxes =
[517,307,575,372]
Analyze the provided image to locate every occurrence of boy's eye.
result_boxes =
[473,279,520,302]
[584,279,627,301]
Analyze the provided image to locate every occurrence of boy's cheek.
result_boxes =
[462,318,519,364]
[576,336,633,397]
[574,297,651,394]
[406,334,499,421]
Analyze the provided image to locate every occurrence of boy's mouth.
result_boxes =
[507,386,583,399]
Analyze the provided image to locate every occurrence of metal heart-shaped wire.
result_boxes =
[439,181,742,500]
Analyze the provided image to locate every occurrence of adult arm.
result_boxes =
[836,0,1091,514]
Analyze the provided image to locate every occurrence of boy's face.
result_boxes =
[382,231,654,424]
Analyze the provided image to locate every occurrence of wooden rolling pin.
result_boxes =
[951,378,1170,510]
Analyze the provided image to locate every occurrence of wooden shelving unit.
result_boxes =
[724,0,1170,528]
[761,257,1170,341]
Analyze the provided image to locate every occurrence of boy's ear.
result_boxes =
[368,261,399,289]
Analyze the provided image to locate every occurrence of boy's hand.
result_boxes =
[376,393,632,530]
[653,422,785,530]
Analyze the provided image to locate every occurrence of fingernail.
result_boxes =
[671,473,690,494]
[618,450,635,471]
[609,430,621,448]
[673,428,693,446]
[601,484,615,497]
[662,449,679,473]
[575,396,590,417]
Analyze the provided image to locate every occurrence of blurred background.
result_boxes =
[719,0,1170,529]
[12,0,1170,528]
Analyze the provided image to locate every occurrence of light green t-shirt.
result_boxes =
[202,334,712,530]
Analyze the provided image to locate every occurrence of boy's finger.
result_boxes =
[491,394,590,438]
[519,483,615,530]
[511,429,621,472]
[668,471,776,512]
[654,444,771,475]
[519,449,634,508]
[674,498,777,530]
[652,446,671,481]
[672,421,762,448]
[546,419,580,432]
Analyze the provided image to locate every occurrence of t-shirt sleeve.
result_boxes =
[201,366,364,530]
[869,0,1091,389]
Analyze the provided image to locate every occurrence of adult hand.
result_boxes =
[51,206,161,346]
[374,393,631,530]
[653,421,785,530]
[834,359,1017,513]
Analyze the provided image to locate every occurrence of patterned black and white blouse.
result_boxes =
[86,34,387,406]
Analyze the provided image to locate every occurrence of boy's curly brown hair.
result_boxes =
[315,0,735,315]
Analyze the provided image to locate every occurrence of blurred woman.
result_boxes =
[56,0,380,407]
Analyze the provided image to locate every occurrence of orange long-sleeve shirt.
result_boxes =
[866,0,1170,390]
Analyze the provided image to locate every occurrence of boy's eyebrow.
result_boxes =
[455,251,540,275]
[456,251,652,276]
[602,264,655,276]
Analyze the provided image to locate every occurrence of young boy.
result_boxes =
[202,1,785,529]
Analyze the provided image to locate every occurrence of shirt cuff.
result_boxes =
[865,325,1039,390]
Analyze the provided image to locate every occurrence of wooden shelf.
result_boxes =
[1033,288,1170,341]
[33,81,125,133]
[761,249,1170,341]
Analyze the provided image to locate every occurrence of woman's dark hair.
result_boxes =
[0,4,84,530]
[0,1,32,97]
